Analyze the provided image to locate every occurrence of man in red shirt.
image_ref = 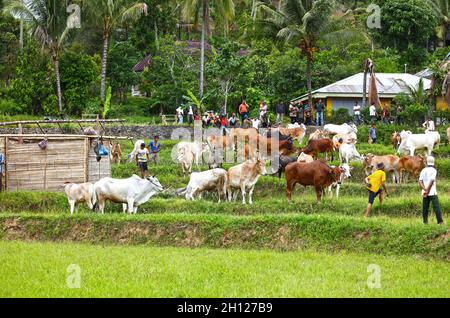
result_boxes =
[239,99,249,123]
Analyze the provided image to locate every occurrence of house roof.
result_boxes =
[292,73,432,102]
[133,53,152,72]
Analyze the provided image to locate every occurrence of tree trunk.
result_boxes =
[306,56,313,110]
[100,27,110,102]
[200,0,207,98]
[53,53,63,115]
[19,19,23,52]
[154,20,159,50]
[224,81,229,114]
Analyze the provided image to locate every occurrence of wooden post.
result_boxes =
[18,123,23,144]
[84,137,89,182]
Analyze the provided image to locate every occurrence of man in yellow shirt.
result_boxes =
[364,162,389,218]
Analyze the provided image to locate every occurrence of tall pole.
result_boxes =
[19,19,23,52]
[362,59,368,107]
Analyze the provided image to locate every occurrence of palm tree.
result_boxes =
[79,0,148,102]
[4,0,74,115]
[181,0,235,98]
[258,0,335,108]
[426,0,449,47]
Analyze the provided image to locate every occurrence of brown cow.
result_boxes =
[241,137,295,160]
[285,160,343,203]
[299,138,334,160]
[397,155,426,182]
[363,154,400,183]
[391,132,401,150]
[230,127,258,145]
[207,134,234,151]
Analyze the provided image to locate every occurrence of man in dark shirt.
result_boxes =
[314,99,324,126]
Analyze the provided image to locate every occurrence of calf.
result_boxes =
[391,132,401,150]
[363,154,400,183]
[285,160,343,203]
[110,142,122,164]
[327,163,352,197]
[227,159,267,204]
[396,155,426,182]
[65,182,95,214]
[181,168,228,202]
[299,138,334,160]
[339,142,362,164]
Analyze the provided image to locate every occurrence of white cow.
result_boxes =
[397,131,435,156]
[339,142,362,164]
[178,168,228,202]
[175,141,210,174]
[327,163,352,198]
[332,132,357,149]
[425,130,440,148]
[227,159,267,204]
[93,175,163,214]
[64,182,94,214]
[324,123,358,135]
[127,139,145,163]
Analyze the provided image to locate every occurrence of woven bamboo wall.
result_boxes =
[1,137,111,192]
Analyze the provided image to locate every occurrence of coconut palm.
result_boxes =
[79,0,148,102]
[181,0,235,98]
[257,0,336,108]
[4,0,74,115]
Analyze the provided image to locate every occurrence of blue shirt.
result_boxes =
[370,127,376,139]
[149,141,161,153]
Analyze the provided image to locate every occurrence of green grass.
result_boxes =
[0,241,448,297]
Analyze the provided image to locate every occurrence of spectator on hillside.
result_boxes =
[353,101,362,125]
[176,107,184,125]
[289,103,299,124]
[369,103,377,123]
[364,162,389,218]
[422,117,435,131]
[136,142,150,179]
[187,105,194,125]
[298,101,305,124]
[382,106,390,124]
[369,123,377,144]
[220,115,227,134]
[304,103,312,125]
[419,156,444,225]
[239,99,249,122]
[259,100,268,127]
[396,105,403,124]
[276,102,285,124]
[314,99,324,126]
[228,113,239,128]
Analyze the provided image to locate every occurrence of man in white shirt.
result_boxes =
[369,103,377,124]
[422,117,435,131]
[353,101,361,125]
[419,156,443,224]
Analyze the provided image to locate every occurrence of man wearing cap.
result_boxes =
[364,162,389,218]
[419,156,444,225]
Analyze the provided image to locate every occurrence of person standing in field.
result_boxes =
[136,142,150,178]
[369,102,377,123]
[239,99,249,123]
[419,156,444,225]
[149,135,161,164]
[369,123,377,144]
[364,162,389,218]
[187,105,194,125]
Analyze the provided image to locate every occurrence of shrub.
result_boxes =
[330,108,352,124]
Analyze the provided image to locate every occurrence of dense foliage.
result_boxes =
[0,0,448,118]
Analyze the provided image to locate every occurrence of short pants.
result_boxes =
[368,189,382,204]
[138,162,148,171]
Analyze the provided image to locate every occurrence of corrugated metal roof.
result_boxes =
[292,73,431,101]
[133,54,152,72]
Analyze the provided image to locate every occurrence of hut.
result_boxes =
[0,134,129,192]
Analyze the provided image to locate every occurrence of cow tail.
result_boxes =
[221,172,228,200]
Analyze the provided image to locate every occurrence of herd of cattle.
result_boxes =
[64,124,449,214]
